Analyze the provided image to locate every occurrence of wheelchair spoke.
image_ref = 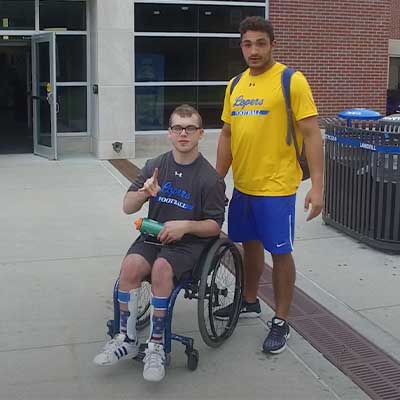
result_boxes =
[205,248,239,337]
[198,238,243,347]
[136,281,151,330]
[138,281,151,315]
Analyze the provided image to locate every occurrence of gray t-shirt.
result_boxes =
[128,151,226,244]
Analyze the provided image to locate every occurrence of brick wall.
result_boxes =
[390,0,400,39]
[269,0,391,117]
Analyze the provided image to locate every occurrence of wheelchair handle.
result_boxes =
[135,217,164,237]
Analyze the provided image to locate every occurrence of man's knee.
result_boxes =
[151,258,174,287]
[243,240,264,250]
[120,254,150,285]
[271,252,295,268]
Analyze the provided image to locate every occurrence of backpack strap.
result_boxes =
[230,72,243,96]
[282,67,301,158]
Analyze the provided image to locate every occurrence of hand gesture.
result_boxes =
[304,186,323,221]
[139,168,160,198]
[158,221,188,245]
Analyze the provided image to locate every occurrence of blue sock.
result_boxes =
[120,310,129,336]
[150,315,166,344]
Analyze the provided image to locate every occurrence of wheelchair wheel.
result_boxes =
[136,280,151,330]
[186,348,199,371]
[198,238,243,348]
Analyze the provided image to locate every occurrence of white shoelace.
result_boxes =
[144,346,165,369]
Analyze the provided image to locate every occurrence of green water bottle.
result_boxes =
[135,217,164,237]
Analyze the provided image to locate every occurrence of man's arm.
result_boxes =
[216,123,232,178]
[123,191,150,215]
[158,219,220,245]
[176,219,221,238]
[297,115,324,221]
[123,168,160,215]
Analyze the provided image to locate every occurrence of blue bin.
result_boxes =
[338,108,382,127]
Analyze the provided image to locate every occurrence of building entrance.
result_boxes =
[0,38,32,154]
[1,0,88,158]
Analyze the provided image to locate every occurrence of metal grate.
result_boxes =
[109,159,141,183]
[110,159,400,400]
[258,279,400,400]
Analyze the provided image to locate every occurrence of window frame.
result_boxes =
[133,0,268,134]
[0,0,90,137]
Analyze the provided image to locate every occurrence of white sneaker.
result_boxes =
[143,342,166,382]
[93,334,139,366]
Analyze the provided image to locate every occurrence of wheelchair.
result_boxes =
[106,236,243,371]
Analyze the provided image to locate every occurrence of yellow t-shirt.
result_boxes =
[221,62,318,196]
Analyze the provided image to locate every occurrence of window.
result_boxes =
[135,37,244,82]
[57,86,87,132]
[136,86,196,131]
[135,85,225,131]
[134,3,264,33]
[198,5,265,33]
[388,57,400,90]
[0,0,35,30]
[198,38,244,80]
[40,0,86,31]
[198,86,226,128]
[56,35,87,82]
[387,57,400,115]
[134,1,266,132]
[135,4,196,33]
[135,37,196,82]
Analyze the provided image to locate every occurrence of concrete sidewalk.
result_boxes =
[0,150,388,400]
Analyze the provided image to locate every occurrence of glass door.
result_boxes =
[31,32,57,159]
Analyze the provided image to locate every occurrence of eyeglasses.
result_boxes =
[170,125,201,135]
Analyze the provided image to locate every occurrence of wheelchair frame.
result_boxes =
[106,237,243,371]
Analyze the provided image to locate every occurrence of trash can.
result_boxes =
[337,108,382,126]
[323,111,400,252]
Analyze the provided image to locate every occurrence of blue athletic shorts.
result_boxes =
[228,189,296,254]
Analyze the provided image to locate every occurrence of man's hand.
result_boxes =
[139,168,160,198]
[158,221,189,245]
[304,186,323,221]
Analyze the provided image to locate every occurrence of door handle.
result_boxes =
[56,102,60,113]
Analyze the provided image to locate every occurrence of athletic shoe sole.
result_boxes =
[143,370,165,382]
[93,347,140,366]
[214,311,261,321]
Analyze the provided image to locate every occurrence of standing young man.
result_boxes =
[215,16,324,354]
[94,105,225,381]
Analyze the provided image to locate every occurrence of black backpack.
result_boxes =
[229,67,310,181]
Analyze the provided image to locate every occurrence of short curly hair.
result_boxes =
[239,16,275,42]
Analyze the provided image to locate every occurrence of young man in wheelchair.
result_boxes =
[93,105,226,382]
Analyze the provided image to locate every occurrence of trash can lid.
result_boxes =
[338,108,382,120]
[381,113,400,122]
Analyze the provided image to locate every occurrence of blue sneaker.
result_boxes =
[262,317,290,354]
